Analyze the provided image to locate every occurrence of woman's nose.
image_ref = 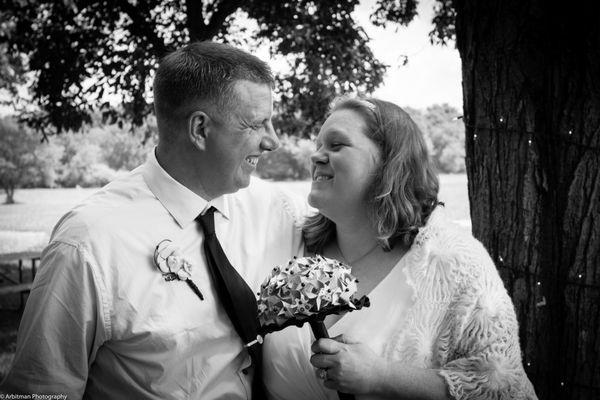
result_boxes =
[310,148,328,164]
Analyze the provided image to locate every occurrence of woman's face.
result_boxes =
[308,108,381,220]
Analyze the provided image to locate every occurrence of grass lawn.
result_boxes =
[0,174,469,254]
[0,187,99,254]
[0,174,469,380]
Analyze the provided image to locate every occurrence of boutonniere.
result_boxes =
[154,239,204,301]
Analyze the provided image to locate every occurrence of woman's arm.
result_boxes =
[311,335,451,400]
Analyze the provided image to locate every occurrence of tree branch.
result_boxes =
[194,0,244,41]
[186,0,207,41]
[119,0,169,57]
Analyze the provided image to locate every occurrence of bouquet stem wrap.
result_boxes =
[309,318,355,400]
[309,319,330,339]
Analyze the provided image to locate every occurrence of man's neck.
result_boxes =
[155,145,213,201]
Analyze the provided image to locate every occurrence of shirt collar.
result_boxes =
[142,148,230,228]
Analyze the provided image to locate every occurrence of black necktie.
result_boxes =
[197,207,265,398]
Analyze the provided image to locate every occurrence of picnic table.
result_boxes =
[0,250,41,308]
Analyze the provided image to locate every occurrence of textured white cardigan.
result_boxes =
[398,208,537,399]
[263,208,538,400]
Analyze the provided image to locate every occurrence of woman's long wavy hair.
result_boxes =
[304,97,441,253]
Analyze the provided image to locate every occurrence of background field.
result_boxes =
[0,174,470,254]
[0,174,469,380]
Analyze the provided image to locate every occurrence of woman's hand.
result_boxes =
[310,334,385,394]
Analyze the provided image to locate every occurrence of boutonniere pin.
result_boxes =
[154,239,204,301]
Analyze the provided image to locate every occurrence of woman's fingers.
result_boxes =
[331,333,358,344]
[323,379,341,390]
[311,339,383,395]
[310,352,337,369]
[311,338,344,354]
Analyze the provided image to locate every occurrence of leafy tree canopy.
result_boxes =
[1,0,456,138]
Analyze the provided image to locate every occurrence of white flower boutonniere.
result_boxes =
[154,239,204,301]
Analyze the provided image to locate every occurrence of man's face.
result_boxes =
[203,80,278,197]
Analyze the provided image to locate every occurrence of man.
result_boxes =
[1,42,305,398]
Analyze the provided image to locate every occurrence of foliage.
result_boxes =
[247,1,387,137]
[53,118,156,187]
[423,103,465,173]
[0,114,157,198]
[93,116,158,171]
[0,117,62,203]
[31,138,64,188]
[0,11,26,97]
[405,104,465,173]
[370,0,455,45]
[255,135,315,180]
[55,134,105,187]
[1,0,387,138]
[369,0,457,46]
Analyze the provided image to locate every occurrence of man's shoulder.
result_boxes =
[231,177,310,224]
[51,168,155,243]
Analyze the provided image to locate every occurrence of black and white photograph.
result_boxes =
[0,0,598,399]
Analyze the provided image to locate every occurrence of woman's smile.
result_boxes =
[312,169,333,182]
[308,108,381,215]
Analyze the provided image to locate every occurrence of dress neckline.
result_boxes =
[326,249,411,331]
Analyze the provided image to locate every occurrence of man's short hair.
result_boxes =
[153,41,274,125]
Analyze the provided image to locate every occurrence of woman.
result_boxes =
[262,97,537,399]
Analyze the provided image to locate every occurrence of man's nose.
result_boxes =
[260,121,280,152]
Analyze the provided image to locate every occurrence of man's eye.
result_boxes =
[330,142,343,149]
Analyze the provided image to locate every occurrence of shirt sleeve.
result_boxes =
[275,185,314,229]
[437,261,538,400]
[0,240,109,396]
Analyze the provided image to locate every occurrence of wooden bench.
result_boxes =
[0,282,33,295]
[0,250,41,308]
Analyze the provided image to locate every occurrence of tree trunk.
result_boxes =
[4,186,14,204]
[454,0,600,399]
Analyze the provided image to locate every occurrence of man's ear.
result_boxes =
[188,111,209,150]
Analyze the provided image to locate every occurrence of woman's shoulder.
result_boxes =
[413,207,488,260]
[411,207,502,292]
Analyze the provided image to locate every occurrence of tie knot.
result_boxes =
[197,206,216,236]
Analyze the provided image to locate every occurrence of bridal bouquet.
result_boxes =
[257,255,369,400]
[257,255,369,336]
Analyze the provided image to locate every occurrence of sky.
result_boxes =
[352,0,463,110]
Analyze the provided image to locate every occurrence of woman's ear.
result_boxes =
[188,110,209,150]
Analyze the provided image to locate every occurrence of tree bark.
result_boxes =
[4,186,14,204]
[454,0,600,399]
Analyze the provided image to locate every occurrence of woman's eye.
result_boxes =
[330,142,343,149]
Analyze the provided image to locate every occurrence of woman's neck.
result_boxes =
[333,212,379,264]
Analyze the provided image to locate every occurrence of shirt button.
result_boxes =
[242,368,249,375]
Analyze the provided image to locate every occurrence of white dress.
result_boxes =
[262,208,538,400]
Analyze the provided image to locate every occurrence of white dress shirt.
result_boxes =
[1,150,306,399]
